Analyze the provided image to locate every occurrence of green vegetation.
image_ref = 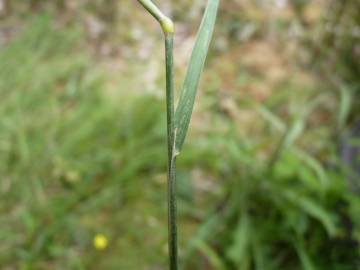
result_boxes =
[0,16,169,269]
[0,1,359,269]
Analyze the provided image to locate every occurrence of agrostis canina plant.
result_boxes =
[137,0,219,269]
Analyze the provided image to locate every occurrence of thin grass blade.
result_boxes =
[174,0,219,154]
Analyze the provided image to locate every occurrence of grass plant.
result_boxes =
[137,1,219,269]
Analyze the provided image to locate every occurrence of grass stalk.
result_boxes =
[137,1,177,269]
[165,33,178,270]
[137,1,218,268]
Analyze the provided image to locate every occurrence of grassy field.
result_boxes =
[0,2,359,269]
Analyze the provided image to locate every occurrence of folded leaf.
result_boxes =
[174,0,219,154]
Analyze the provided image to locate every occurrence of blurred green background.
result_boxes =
[0,0,359,269]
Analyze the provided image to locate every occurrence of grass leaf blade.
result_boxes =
[174,0,219,153]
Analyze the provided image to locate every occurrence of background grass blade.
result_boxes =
[174,0,219,153]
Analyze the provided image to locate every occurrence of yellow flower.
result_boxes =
[93,234,108,250]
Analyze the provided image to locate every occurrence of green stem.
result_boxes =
[137,1,177,268]
[165,33,178,270]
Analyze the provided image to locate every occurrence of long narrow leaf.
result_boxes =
[174,0,219,153]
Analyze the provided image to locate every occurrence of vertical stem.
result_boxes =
[136,2,176,268]
[165,33,178,270]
